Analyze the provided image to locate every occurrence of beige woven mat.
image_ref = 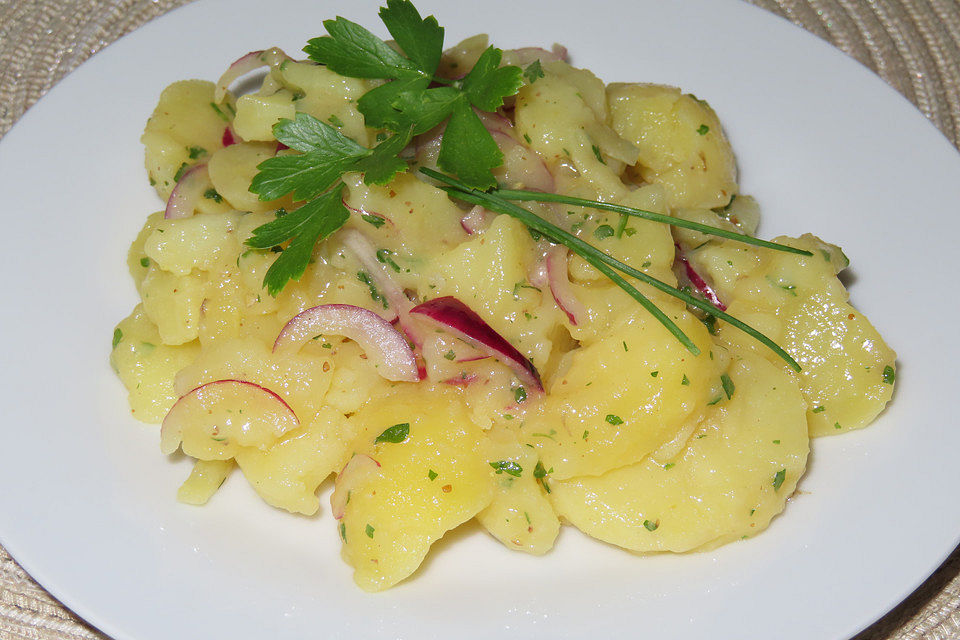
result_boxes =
[1,0,958,638]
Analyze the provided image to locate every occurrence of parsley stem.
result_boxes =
[492,188,812,256]
[422,167,801,371]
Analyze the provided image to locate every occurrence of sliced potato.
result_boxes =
[552,350,808,551]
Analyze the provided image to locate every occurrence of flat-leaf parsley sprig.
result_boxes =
[246,113,412,295]
[303,0,523,189]
[242,0,803,369]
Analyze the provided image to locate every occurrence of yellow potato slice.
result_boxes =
[552,350,808,551]
[695,234,896,435]
[476,427,560,555]
[520,302,720,479]
[336,386,495,591]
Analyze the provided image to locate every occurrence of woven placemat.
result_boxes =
[1,1,958,638]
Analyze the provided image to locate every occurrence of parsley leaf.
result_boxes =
[379,0,444,76]
[246,186,349,296]
[461,46,524,112]
[251,114,369,201]
[304,16,419,80]
[438,99,502,189]
[354,127,414,185]
[356,77,431,132]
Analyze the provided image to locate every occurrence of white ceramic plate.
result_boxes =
[1,0,958,638]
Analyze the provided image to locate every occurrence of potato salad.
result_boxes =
[110,0,896,591]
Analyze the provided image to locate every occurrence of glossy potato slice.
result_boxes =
[177,459,234,505]
[110,305,200,422]
[235,407,354,515]
[608,83,738,209]
[141,80,228,200]
[520,302,720,479]
[695,234,896,436]
[337,386,495,591]
[476,427,560,555]
[552,350,808,551]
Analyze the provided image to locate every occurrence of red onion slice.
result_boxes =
[674,243,726,311]
[274,303,419,382]
[546,246,586,325]
[410,297,543,393]
[222,127,238,147]
[460,205,493,235]
[442,373,479,387]
[528,255,550,289]
[165,163,209,220]
[330,454,381,519]
[214,48,292,103]
[160,379,299,456]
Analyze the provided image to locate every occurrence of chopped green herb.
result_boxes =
[523,133,532,144]
[361,213,386,228]
[772,439,781,444]
[582,430,589,440]
[523,59,544,84]
[140,257,150,268]
[443,349,456,360]
[772,469,786,491]
[721,373,735,399]
[749,508,756,516]
[489,460,523,477]
[328,114,345,128]
[593,224,615,240]
[643,519,659,532]
[681,374,690,386]
[376,248,402,272]
[605,414,623,425]
[512,280,541,297]
[697,124,709,135]
[882,365,895,385]
[209,102,230,122]
[111,328,123,349]
[622,341,629,352]
[533,460,551,493]
[365,523,375,538]
[428,469,438,481]
[173,162,190,183]
[766,275,797,296]
[514,386,527,403]
[187,145,206,159]
[663,462,675,470]
[834,422,842,430]
[707,395,723,406]
[591,144,605,164]
[651,370,659,378]
[357,271,388,308]
[339,521,347,541]
[812,405,825,413]
[203,187,223,202]
[375,422,410,444]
